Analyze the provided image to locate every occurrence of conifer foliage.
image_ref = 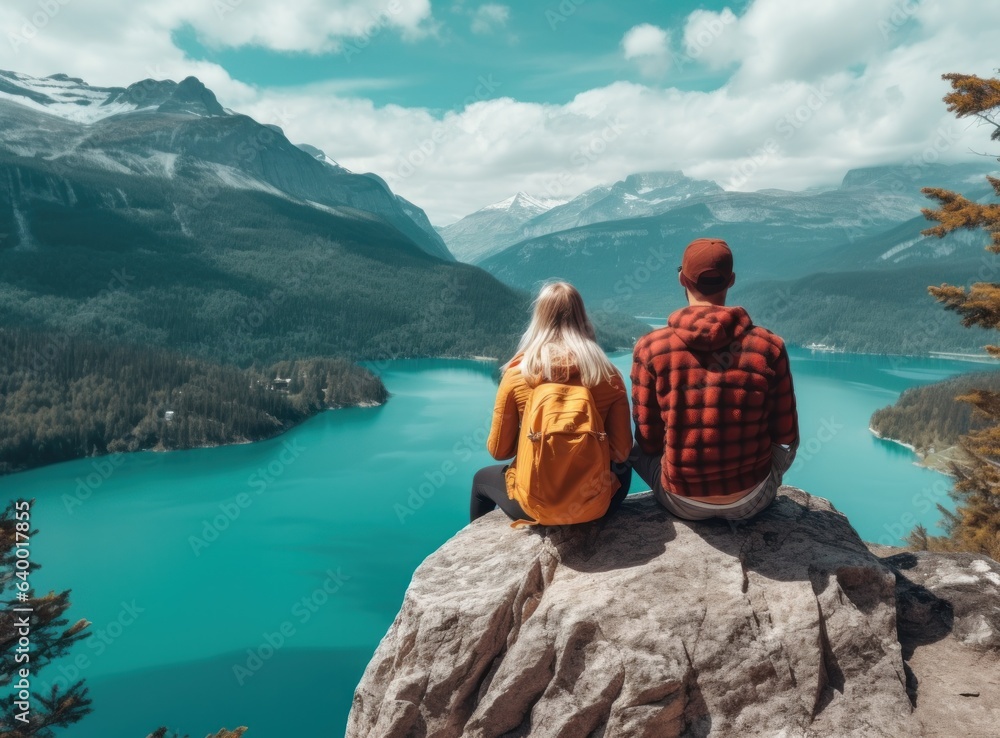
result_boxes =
[0,500,91,737]
[914,71,1000,559]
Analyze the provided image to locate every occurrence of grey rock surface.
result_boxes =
[347,488,948,737]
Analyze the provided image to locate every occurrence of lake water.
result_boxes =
[0,348,992,737]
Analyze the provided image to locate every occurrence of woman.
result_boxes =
[470,281,633,524]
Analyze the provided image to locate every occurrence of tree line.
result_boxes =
[0,327,387,476]
[904,71,1000,561]
[870,371,1000,453]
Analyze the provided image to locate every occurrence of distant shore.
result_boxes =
[869,425,967,477]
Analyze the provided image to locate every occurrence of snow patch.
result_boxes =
[12,203,36,252]
[0,87,136,125]
[481,192,565,214]
[172,204,192,238]
[878,237,921,261]
[147,151,178,179]
[67,150,134,175]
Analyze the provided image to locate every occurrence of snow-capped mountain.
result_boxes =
[0,69,227,123]
[520,171,725,240]
[436,191,565,263]
[477,162,999,317]
[481,192,566,213]
[0,69,577,366]
[0,69,451,260]
[439,171,726,263]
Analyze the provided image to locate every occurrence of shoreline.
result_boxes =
[632,316,995,364]
[868,425,963,478]
[0,396,388,479]
[868,425,918,454]
[791,344,995,363]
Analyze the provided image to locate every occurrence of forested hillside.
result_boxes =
[0,153,543,364]
[736,265,994,355]
[0,328,388,476]
[870,371,1000,455]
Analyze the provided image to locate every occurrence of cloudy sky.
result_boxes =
[2,0,997,223]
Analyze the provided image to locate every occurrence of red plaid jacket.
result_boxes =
[631,304,798,498]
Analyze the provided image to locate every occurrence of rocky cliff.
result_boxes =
[346,488,1000,737]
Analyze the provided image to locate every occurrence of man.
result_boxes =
[630,237,799,521]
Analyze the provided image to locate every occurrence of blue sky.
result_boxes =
[0,0,996,222]
[173,1,740,110]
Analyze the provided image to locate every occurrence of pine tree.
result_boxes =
[912,71,1000,560]
[0,500,91,737]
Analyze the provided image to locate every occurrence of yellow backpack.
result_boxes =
[510,382,613,526]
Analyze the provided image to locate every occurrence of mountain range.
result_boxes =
[0,69,644,365]
[0,69,452,261]
[435,192,564,263]
[3,66,996,362]
[440,163,999,353]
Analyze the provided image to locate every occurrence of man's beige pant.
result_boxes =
[629,443,795,521]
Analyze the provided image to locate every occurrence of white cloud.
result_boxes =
[1,0,998,224]
[470,4,510,35]
[621,24,668,60]
[621,23,671,78]
[680,9,740,69]
[2,0,436,67]
[166,0,437,51]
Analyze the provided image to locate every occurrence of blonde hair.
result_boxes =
[505,281,618,388]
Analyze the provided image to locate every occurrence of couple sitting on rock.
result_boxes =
[470,237,800,527]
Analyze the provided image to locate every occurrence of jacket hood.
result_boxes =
[667,305,754,352]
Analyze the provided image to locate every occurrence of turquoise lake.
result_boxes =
[0,347,995,737]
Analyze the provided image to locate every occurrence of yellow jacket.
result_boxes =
[486,356,633,495]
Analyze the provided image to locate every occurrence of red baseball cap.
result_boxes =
[680,237,733,294]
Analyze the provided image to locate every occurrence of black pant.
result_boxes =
[470,462,632,523]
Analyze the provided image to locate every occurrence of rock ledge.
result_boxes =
[347,489,1000,738]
